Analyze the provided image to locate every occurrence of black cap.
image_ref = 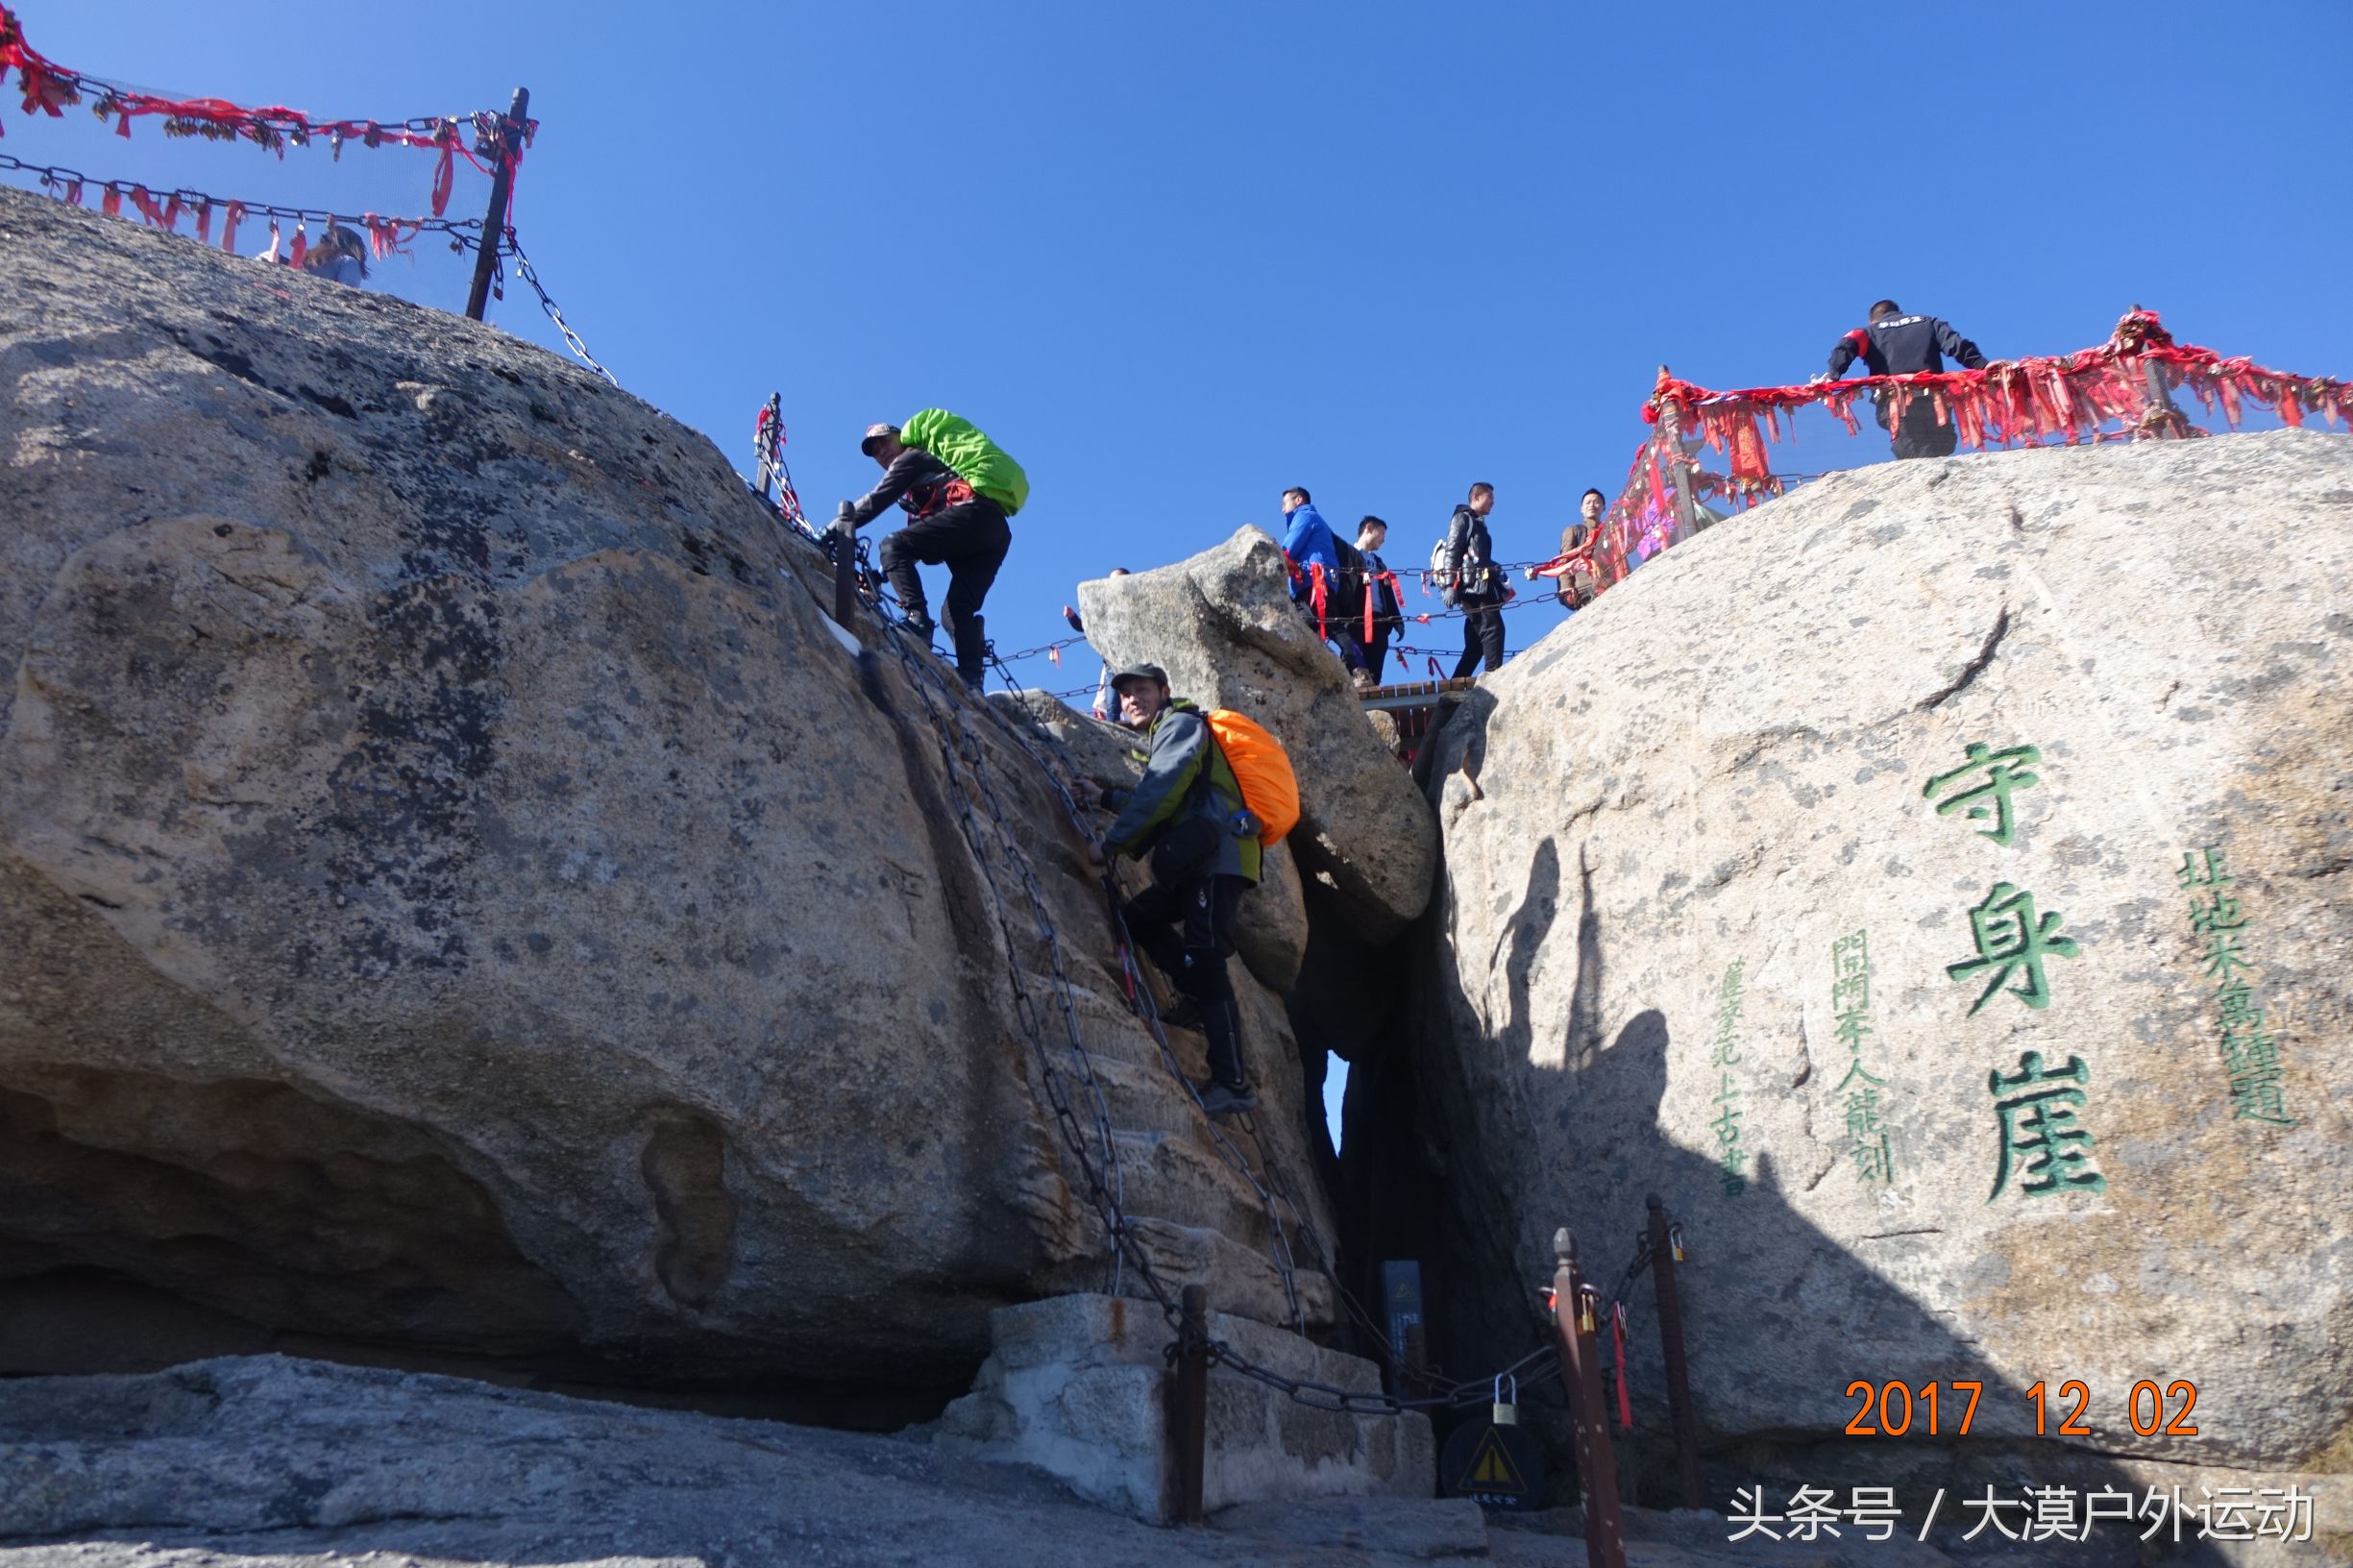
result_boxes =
[859,422,901,455]
[1108,663,1168,692]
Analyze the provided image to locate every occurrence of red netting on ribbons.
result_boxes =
[1587,309,2352,594]
[0,4,526,216]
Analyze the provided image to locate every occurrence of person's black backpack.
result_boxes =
[1330,535,1365,609]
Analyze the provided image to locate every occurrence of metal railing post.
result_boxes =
[464,87,528,322]
[1654,366,1702,546]
[1169,1284,1210,1525]
[1645,1195,1703,1509]
[2128,302,2185,437]
[1555,1228,1627,1568]
[829,506,859,628]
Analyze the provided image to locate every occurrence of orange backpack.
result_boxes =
[1203,709,1301,845]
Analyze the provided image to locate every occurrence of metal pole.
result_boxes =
[755,392,782,506]
[1169,1284,1210,1526]
[1646,1195,1703,1510]
[2128,303,2183,437]
[1655,365,1701,547]
[1555,1228,1627,1568]
[464,87,529,322]
[829,511,858,628]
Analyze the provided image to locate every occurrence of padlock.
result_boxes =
[1669,1222,1686,1263]
[1578,1286,1599,1335]
[1492,1373,1519,1427]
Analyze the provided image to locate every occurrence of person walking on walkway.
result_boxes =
[1336,515,1404,686]
[843,411,1029,691]
[1081,664,1261,1115]
[1443,482,1507,678]
[1280,487,1342,632]
[1813,301,1989,460]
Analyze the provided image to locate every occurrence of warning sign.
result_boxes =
[1438,1418,1545,1511]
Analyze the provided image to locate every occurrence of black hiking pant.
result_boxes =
[1336,622,1393,684]
[1122,820,1248,1089]
[1883,393,1959,461]
[1453,597,1505,679]
[879,497,1011,686]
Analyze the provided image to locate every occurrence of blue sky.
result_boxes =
[13,2,2353,1136]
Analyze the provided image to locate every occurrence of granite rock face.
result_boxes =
[0,184,1333,1390]
[1078,528,1439,938]
[1416,430,2353,1476]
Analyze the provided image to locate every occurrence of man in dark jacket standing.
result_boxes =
[843,418,1019,692]
[1082,664,1261,1115]
[1815,301,1989,460]
[1335,516,1404,686]
[1444,482,1507,679]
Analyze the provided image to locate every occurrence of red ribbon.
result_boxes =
[287,225,306,269]
[429,139,455,217]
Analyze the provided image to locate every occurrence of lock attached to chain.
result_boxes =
[1578,1284,1601,1335]
[1492,1373,1519,1427]
[1669,1222,1687,1263]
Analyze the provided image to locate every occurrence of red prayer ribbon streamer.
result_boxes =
[0,4,525,172]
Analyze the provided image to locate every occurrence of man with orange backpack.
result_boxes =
[1082,663,1287,1115]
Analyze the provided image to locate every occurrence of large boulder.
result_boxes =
[1416,430,2353,1481]
[0,185,1333,1395]
[1078,528,1437,938]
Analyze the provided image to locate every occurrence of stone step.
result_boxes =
[934,1293,1432,1524]
[1105,1129,1286,1252]
[1099,1216,1332,1334]
[1077,1053,1220,1139]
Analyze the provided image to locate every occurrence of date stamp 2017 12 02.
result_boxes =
[1842,1379,2199,1440]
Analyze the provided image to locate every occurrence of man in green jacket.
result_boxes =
[1082,664,1260,1115]
[844,410,1030,692]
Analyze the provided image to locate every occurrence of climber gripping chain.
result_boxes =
[841,410,1030,692]
[1080,664,1298,1115]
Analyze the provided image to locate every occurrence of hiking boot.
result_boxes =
[1350,667,1376,691]
[1159,996,1204,1032]
[900,612,936,645]
[1196,1080,1257,1116]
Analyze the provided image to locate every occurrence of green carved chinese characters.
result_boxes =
[1948,882,2082,1014]
[1923,742,2043,847]
[1987,1051,2107,1200]
[2179,845,2292,1127]
[1829,930,1895,1184]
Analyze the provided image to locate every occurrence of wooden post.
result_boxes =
[1646,1195,1703,1510]
[1169,1284,1211,1525]
[464,88,529,322]
[1555,1228,1627,1568]
[1654,365,1701,546]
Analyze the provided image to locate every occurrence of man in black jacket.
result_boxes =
[1444,483,1506,678]
[842,423,1011,691]
[1815,301,1989,460]
[1334,516,1405,687]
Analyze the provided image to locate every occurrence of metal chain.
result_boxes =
[0,152,489,240]
[960,639,1568,1408]
[760,523,1572,1417]
[499,236,616,385]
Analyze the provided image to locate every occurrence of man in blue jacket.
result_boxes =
[1081,663,1261,1115]
[1280,487,1342,629]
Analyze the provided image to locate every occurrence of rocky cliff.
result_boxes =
[1410,429,2352,1501]
[0,184,1354,1408]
